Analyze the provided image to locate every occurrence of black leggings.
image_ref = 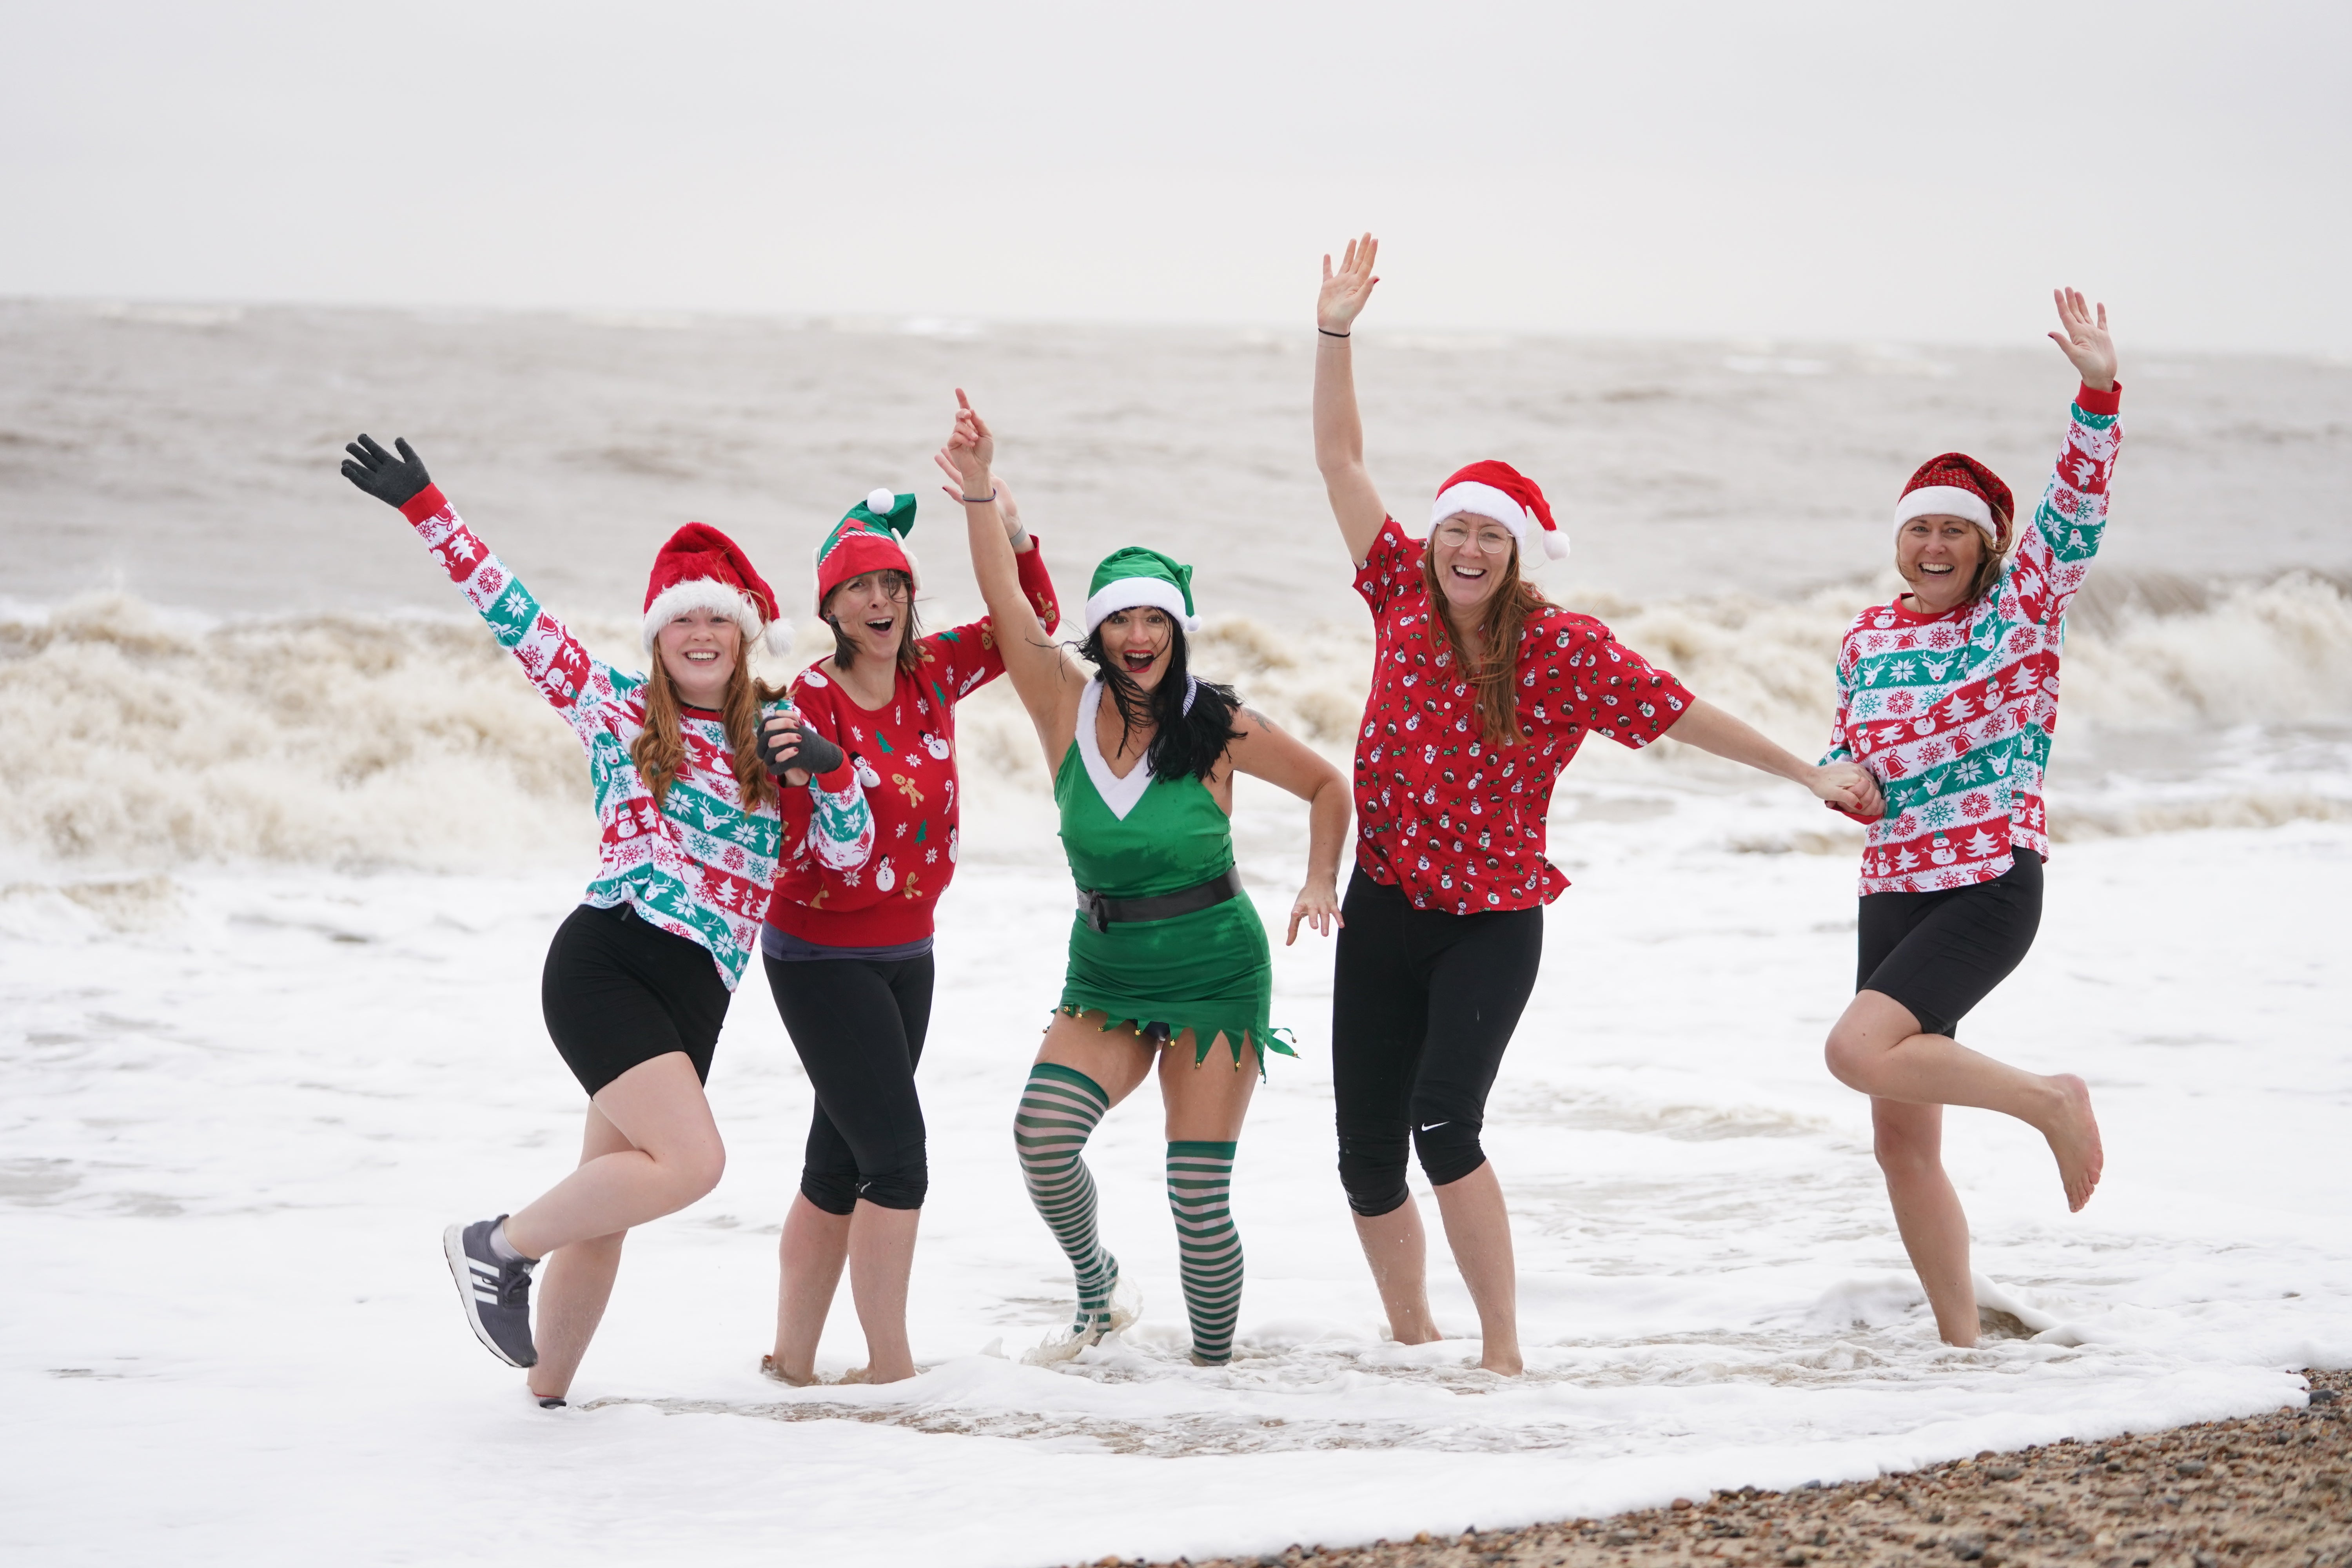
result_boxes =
[542,902,731,1096]
[764,952,936,1214]
[1330,869,1544,1217]
[1857,849,2043,1039]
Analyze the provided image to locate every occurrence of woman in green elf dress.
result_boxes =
[936,391,1349,1367]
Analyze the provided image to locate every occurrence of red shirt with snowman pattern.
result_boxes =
[1351,518,1694,914]
[766,543,1059,947]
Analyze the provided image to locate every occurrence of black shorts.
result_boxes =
[1856,850,2042,1039]
[541,902,731,1096]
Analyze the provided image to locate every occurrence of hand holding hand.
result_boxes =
[1317,234,1380,334]
[1810,762,1884,818]
[340,434,433,509]
[760,710,844,782]
[1286,877,1345,945]
[2048,288,2117,392]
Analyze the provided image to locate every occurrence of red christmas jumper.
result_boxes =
[768,543,1060,947]
[1350,518,1695,914]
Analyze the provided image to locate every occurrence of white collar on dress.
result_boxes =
[1077,678,1154,821]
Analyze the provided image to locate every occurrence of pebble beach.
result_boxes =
[1105,1370,2349,1568]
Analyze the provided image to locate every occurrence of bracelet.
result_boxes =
[959,488,998,504]
[1318,327,1350,339]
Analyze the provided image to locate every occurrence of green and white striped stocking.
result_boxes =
[1166,1140,1242,1365]
[1015,1063,1116,1330]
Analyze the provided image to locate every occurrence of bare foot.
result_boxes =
[1478,1347,1524,1376]
[2042,1073,2103,1212]
[758,1353,816,1388]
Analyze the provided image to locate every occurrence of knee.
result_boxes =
[1338,1131,1410,1218]
[1823,1025,1879,1091]
[800,1170,858,1216]
[1411,1119,1487,1190]
[855,1152,928,1212]
[1871,1124,1939,1184]
[673,1140,726,1201]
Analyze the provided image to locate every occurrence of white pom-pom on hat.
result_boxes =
[867,487,896,514]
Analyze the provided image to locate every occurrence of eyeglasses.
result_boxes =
[1432,523,1514,555]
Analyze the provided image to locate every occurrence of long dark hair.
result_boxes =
[1079,618,1240,782]
[822,569,924,679]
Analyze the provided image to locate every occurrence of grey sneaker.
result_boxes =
[443,1217,537,1368]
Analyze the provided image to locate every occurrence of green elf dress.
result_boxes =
[1052,550,1290,1069]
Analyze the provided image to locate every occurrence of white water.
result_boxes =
[5,797,2348,1564]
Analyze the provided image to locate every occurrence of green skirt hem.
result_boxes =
[1054,996,1297,1070]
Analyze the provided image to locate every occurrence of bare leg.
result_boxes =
[1351,1198,1440,1346]
[501,1052,727,1259]
[1872,1098,1978,1346]
[1430,1162,1521,1375]
[845,1202,923,1382]
[769,1194,851,1384]
[526,1104,635,1401]
[1826,990,2102,1210]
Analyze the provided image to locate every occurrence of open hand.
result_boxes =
[1286,878,1344,945]
[340,434,433,508]
[1318,234,1380,334]
[2048,288,2117,392]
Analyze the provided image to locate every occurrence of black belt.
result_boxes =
[1077,866,1243,934]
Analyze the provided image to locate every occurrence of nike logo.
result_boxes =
[1418,1121,1449,1132]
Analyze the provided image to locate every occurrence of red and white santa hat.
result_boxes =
[1892,452,2014,540]
[1429,460,1568,561]
[641,522,791,658]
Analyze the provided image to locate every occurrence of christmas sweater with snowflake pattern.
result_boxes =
[1352,517,1695,914]
[1824,383,2123,896]
[397,485,787,988]
[767,542,1060,947]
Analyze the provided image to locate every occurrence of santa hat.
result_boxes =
[641,522,790,658]
[1893,452,2013,539]
[814,488,920,615]
[1083,546,1200,635]
[1429,460,1568,562]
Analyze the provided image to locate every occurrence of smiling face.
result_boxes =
[1896,514,1991,614]
[1098,606,1174,692]
[654,607,742,709]
[823,570,912,664]
[1430,513,1517,619]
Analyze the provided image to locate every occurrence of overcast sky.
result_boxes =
[4,1,2346,351]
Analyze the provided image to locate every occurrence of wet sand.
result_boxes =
[1072,1368,2348,1568]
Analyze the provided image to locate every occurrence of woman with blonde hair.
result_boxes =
[340,433,831,1405]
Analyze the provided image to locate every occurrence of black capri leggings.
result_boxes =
[1857,849,2043,1039]
[1330,868,1544,1218]
[541,902,732,1096]
[764,952,936,1214]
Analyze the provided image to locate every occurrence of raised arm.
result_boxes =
[340,434,606,717]
[938,391,1083,764]
[2010,287,2125,628]
[1222,707,1351,944]
[1314,234,1390,567]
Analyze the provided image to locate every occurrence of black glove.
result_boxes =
[760,713,845,778]
[340,434,434,509]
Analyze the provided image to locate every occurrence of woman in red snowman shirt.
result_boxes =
[1312,235,1882,1374]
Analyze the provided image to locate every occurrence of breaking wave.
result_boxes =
[4,573,2349,871]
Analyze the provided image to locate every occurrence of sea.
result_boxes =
[4,298,2349,1566]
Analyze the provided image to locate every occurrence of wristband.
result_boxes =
[1318,327,1350,339]
[959,488,998,505]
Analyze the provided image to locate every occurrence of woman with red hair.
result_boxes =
[1311,236,1881,1375]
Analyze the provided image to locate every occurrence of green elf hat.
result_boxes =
[813,488,919,614]
[1083,546,1200,635]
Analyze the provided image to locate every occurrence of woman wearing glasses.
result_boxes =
[1311,235,1882,1374]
